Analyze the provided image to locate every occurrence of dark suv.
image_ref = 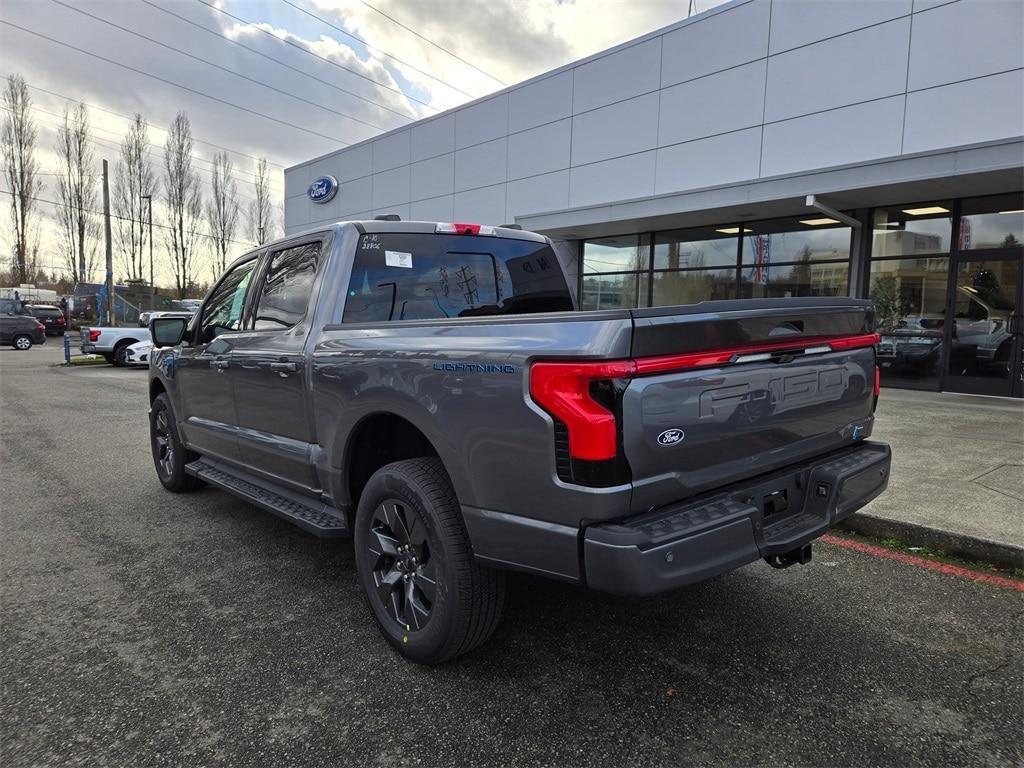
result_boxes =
[1,312,46,350]
[26,304,67,336]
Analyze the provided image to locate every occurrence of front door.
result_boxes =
[175,256,259,460]
[230,240,323,490]
[942,251,1023,398]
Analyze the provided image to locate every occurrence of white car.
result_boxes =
[124,338,153,367]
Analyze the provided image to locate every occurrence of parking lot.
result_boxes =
[1,342,1022,767]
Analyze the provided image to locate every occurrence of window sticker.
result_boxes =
[385,250,413,268]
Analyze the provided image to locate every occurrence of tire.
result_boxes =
[101,353,115,364]
[149,393,202,492]
[12,334,32,350]
[112,340,136,367]
[354,458,504,664]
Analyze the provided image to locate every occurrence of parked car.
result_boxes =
[80,326,149,366]
[147,219,890,664]
[138,310,193,328]
[124,338,153,367]
[25,304,67,336]
[1,313,47,350]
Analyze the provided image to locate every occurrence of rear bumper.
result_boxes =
[583,440,891,596]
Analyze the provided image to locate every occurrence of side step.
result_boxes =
[186,458,349,538]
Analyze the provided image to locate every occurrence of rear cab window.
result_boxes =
[342,233,572,323]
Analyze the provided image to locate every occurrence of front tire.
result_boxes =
[12,335,32,350]
[149,393,201,492]
[354,458,504,664]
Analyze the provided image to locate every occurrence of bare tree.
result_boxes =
[113,113,155,282]
[162,112,203,299]
[1,74,44,284]
[247,156,273,245]
[206,150,239,277]
[55,101,101,283]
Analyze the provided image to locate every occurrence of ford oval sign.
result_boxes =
[657,428,685,446]
[307,175,338,204]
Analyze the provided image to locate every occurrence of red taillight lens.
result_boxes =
[89,329,101,341]
[58,316,66,325]
[874,364,881,398]
[35,321,45,332]
[530,360,634,460]
[829,332,881,351]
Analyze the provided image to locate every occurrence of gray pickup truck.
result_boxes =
[147,219,890,663]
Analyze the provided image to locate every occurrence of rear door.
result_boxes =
[622,300,878,510]
[229,239,325,490]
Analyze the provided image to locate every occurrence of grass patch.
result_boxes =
[52,355,108,367]
[829,528,1024,582]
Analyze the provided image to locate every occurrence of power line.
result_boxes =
[14,101,281,192]
[278,0,480,99]
[14,80,286,170]
[140,0,416,122]
[51,0,394,136]
[5,105,263,205]
[0,19,350,145]
[4,188,259,248]
[355,0,507,86]
[194,0,440,114]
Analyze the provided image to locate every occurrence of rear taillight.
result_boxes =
[88,329,101,342]
[35,321,45,332]
[58,316,66,326]
[529,360,634,461]
[873,365,881,398]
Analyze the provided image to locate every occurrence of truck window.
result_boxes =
[253,242,321,330]
[200,259,257,343]
[342,233,573,323]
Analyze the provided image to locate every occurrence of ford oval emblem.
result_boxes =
[657,428,685,446]
[307,174,338,204]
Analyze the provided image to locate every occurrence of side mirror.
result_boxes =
[151,316,188,348]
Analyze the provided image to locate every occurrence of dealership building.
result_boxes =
[285,0,1024,398]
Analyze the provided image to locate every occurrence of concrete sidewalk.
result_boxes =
[849,387,1023,568]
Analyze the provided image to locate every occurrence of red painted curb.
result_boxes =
[820,533,1024,592]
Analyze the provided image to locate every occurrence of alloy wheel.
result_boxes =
[153,409,175,478]
[14,336,31,350]
[364,500,436,632]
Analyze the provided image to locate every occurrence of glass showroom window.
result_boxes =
[738,218,852,299]
[958,193,1024,250]
[868,202,954,391]
[651,227,739,306]
[872,202,953,257]
[580,235,651,310]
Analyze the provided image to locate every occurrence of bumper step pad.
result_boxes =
[186,458,348,538]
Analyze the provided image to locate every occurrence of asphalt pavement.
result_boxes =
[1,343,1022,768]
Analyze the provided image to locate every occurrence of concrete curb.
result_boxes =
[838,513,1024,572]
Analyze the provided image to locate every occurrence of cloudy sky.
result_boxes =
[1,0,722,285]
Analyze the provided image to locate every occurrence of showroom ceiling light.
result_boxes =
[901,206,949,215]
[715,226,752,234]
[799,217,839,226]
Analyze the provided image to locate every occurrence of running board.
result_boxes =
[185,458,349,538]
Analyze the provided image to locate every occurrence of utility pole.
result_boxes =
[102,159,115,326]
[141,194,153,309]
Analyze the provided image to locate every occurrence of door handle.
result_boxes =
[270,361,299,373]
[210,358,229,370]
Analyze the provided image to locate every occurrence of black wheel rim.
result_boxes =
[364,500,436,632]
[153,409,174,478]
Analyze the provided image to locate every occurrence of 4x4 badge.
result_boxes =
[657,428,685,446]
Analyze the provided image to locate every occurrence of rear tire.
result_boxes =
[12,334,32,350]
[112,340,135,367]
[354,458,504,664]
[149,393,202,492]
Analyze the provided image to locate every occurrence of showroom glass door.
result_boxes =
[942,251,1023,398]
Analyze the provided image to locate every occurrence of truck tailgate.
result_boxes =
[623,299,878,511]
